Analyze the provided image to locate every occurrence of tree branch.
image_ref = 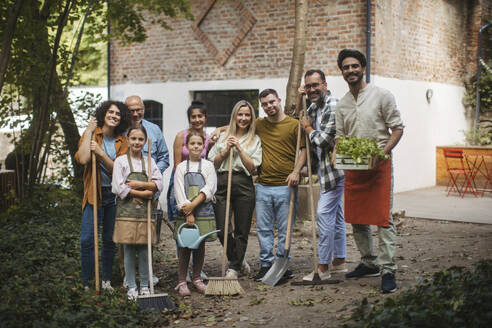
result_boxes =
[0,0,25,94]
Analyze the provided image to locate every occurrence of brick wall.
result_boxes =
[374,0,480,84]
[110,0,483,85]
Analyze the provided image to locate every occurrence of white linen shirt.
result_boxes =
[111,154,163,199]
[174,159,217,210]
[335,84,404,147]
[207,133,262,176]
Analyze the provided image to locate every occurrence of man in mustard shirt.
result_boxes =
[253,89,306,281]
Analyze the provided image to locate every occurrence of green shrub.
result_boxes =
[0,185,172,327]
[346,260,492,328]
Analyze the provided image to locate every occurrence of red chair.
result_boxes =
[443,148,477,198]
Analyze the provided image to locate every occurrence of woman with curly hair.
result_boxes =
[75,100,131,291]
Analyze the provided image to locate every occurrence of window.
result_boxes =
[193,90,259,127]
[143,100,163,130]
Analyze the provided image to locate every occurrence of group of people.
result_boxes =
[75,48,404,300]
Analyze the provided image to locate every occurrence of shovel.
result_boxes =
[261,114,303,286]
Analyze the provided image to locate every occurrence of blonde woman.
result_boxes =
[208,100,262,278]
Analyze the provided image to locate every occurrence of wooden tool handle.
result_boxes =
[285,113,303,251]
[91,133,100,293]
[221,149,234,276]
[302,95,319,273]
[146,139,154,294]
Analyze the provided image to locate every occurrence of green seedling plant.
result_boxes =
[335,137,389,164]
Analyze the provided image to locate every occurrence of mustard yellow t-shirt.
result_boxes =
[256,116,305,186]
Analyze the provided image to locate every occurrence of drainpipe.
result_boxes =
[107,0,111,100]
[474,21,491,140]
[365,0,371,83]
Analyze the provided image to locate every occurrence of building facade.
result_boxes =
[110,0,491,194]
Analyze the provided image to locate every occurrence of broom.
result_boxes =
[137,139,175,310]
[205,149,244,295]
[91,133,100,294]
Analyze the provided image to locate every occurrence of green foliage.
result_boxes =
[464,69,492,112]
[464,20,491,112]
[0,0,193,194]
[0,185,172,327]
[461,124,492,146]
[336,137,389,164]
[346,261,492,328]
[108,0,193,45]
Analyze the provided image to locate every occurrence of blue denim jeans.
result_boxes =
[80,188,117,286]
[255,184,298,267]
[124,244,149,289]
[317,176,346,264]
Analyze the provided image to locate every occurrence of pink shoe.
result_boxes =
[175,281,190,296]
[192,278,207,294]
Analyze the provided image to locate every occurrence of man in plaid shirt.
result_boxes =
[299,69,346,281]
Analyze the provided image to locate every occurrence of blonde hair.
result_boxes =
[224,100,257,147]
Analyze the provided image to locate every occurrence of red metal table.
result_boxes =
[465,153,492,196]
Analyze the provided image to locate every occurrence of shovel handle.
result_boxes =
[146,139,154,294]
[221,149,234,276]
[91,133,100,293]
[285,111,303,251]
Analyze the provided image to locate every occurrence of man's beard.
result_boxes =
[347,73,364,86]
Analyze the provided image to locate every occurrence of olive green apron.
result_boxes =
[113,153,156,245]
[173,159,217,242]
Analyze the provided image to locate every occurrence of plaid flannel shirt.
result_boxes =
[307,92,345,192]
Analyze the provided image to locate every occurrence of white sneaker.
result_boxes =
[152,275,159,286]
[241,259,251,276]
[303,270,331,281]
[140,287,150,296]
[102,280,114,293]
[225,268,238,279]
[127,287,138,300]
[330,263,348,274]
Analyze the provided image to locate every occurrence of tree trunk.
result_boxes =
[28,0,72,185]
[54,75,83,182]
[285,0,308,116]
[0,0,24,94]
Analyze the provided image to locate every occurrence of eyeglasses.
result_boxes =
[129,108,144,114]
[304,82,321,90]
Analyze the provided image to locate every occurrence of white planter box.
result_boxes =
[335,154,375,170]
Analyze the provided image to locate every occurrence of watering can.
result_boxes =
[177,223,220,249]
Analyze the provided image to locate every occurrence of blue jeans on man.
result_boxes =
[317,176,346,264]
[80,188,116,286]
[255,184,298,267]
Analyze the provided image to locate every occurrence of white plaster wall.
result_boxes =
[111,75,467,206]
[371,76,467,192]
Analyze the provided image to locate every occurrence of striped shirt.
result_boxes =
[307,92,345,192]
